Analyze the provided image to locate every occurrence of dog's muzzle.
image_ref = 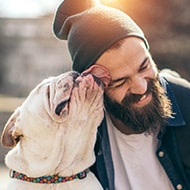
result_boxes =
[55,71,80,116]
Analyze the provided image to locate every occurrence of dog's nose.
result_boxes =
[71,71,80,80]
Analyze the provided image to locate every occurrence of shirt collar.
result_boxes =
[159,75,186,127]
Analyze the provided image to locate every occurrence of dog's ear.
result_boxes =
[1,107,22,148]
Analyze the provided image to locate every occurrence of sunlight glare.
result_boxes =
[0,0,60,18]
[101,0,116,3]
[100,0,125,9]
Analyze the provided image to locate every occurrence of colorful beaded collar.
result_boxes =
[10,169,89,184]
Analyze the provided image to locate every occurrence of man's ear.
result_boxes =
[1,107,22,148]
[82,64,111,87]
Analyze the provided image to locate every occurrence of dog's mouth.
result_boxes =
[55,99,70,116]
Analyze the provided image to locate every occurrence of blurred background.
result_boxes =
[0,0,189,189]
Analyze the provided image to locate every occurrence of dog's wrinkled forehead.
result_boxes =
[61,71,79,81]
[38,71,79,92]
[50,71,79,84]
[53,71,80,93]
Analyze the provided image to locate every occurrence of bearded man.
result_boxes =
[53,0,190,189]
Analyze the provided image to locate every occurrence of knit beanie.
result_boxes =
[53,0,149,73]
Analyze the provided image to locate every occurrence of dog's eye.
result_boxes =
[64,83,69,89]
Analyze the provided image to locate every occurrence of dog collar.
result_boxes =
[10,169,89,184]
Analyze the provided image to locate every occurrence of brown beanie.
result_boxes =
[53,0,149,73]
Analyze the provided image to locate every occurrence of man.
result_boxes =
[53,0,190,189]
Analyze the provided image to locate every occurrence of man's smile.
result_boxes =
[135,93,152,107]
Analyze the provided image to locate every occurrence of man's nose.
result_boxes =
[129,76,148,95]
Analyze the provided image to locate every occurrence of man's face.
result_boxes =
[96,37,172,133]
[96,37,158,106]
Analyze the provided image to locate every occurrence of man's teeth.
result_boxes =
[140,94,147,101]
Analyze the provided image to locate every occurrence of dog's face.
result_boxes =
[1,71,80,148]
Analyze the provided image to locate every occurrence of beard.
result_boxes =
[104,78,172,134]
